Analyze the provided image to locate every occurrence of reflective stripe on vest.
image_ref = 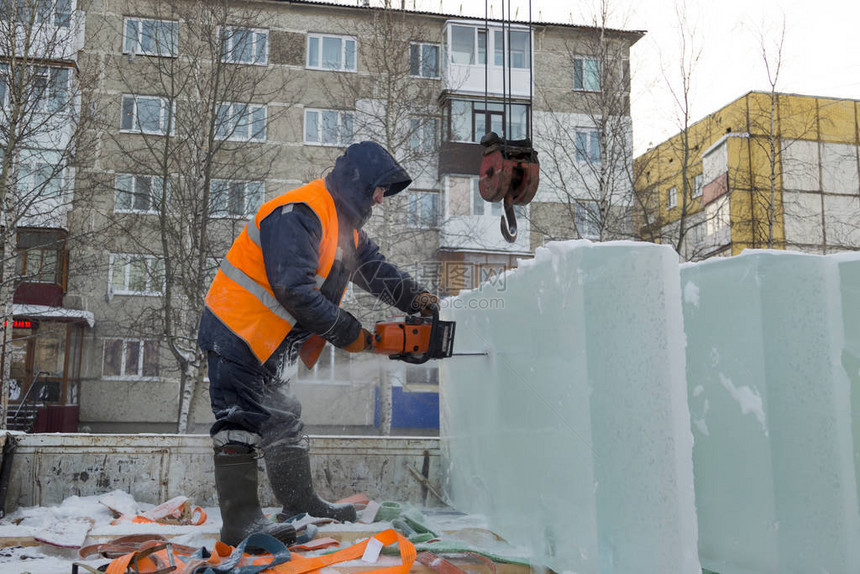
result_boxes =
[205,179,349,363]
[219,258,297,325]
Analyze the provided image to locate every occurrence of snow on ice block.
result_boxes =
[683,251,860,574]
[440,241,700,574]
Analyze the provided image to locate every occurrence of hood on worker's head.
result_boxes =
[324,141,412,228]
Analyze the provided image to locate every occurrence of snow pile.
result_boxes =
[440,241,700,574]
[0,490,220,574]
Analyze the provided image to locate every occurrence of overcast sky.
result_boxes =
[328,0,860,155]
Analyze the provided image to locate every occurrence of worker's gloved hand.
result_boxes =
[343,328,373,353]
[414,292,440,317]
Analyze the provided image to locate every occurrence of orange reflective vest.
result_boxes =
[205,179,358,364]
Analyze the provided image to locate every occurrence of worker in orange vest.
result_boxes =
[198,141,439,546]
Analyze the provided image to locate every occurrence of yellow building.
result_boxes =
[634,92,860,260]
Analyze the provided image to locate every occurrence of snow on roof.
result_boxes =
[13,304,95,328]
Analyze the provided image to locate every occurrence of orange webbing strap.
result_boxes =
[271,529,415,574]
[105,541,183,574]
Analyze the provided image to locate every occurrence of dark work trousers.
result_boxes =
[208,349,304,447]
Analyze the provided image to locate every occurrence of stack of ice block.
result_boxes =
[440,241,700,574]
[682,251,860,574]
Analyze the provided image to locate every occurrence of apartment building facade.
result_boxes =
[4,0,641,433]
[635,92,860,261]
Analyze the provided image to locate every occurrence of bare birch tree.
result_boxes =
[533,0,639,243]
[91,0,301,432]
[0,0,96,427]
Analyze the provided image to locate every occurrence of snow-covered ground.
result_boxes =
[0,490,527,573]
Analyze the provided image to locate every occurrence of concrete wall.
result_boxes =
[2,433,443,512]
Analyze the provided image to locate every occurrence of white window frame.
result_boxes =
[102,338,160,380]
[221,26,268,65]
[120,94,174,135]
[209,179,264,219]
[667,186,678,210]
[215,102,266,142]
[123,17,178,57]
[409,42,441,78]
[406,190,439,228]
[114,173,165,214]
[304,108,353,146]
[109,253,164,296]
[693,173,703,198]
[306,33,357,72]
[573,56,601,92]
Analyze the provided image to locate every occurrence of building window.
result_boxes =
[407,191,438,228]
[31,66,69,112]
[449,25,530,69]
[573,57,601,92]
[5,0,73,28]
[693,173,703,198]
[103,339,159,379]
[449,99,528,143]
[409,117,439,152]
[124,18,178,57]
[575,129,601,164]
[215,102,266,142]
[471,177,502,217]
[17,248,60,283]
[0,66,6,109]
[493,29,530,69]
[304,109,353,146]
[115,174,165,214]
[406,364,438,386]
[306,34,356,71]
[16,160,63,197]
[2,65,70,112]
[667,186,677,210]
[109,253,164,295]
[706,195,730,235]
[222,27,267,65]
[210,179,264,218]
[575,201,600,239]
[409,42,440,78]
[120,94,173,135]
[450,25,477,65]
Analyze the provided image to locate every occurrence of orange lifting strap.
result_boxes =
[99,528,416,574]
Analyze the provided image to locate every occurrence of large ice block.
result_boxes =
[837,253,860,516]
[440,241,700,574]
[682,251,860,574]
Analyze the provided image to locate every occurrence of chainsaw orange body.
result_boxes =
[300,311,455,369]
[373,312,455,364]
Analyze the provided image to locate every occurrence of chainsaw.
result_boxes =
[300,309,482,368]
[372,309,454,364]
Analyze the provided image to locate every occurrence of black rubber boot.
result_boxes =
[213,445,297,546]
[262,442,357,523]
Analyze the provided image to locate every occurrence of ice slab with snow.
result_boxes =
[682,251,860,574]
[440,241,700,574]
